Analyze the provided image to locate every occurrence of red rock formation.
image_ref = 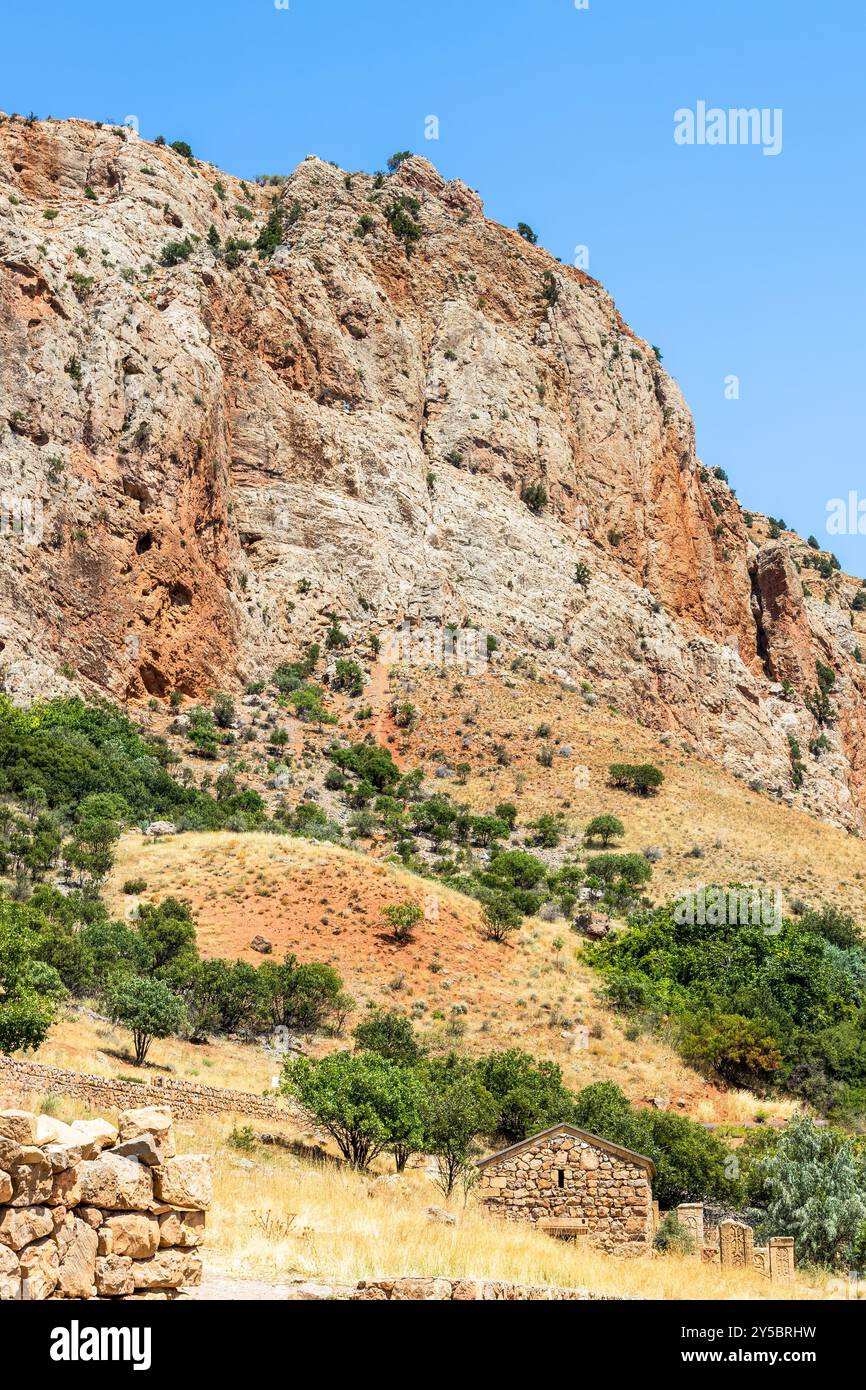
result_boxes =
[1,116,863,828]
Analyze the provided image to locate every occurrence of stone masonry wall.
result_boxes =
[291,1277,637,1301]
[0,1105,211,1300]
[478,1131,654,1256]
[0,1054,289,1124]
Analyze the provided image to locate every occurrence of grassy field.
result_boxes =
[29,1003,277,1095]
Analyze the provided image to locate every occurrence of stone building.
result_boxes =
[476,1124,656,1256]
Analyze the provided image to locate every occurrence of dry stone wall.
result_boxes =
[0,1054,288,1124]
[0,1104,210,1300]
[292,1276,636,1301]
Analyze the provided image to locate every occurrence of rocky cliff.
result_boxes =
[1,114,865,829]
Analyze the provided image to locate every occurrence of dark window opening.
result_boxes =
[557,1168,565,1189]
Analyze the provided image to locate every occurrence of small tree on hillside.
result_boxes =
[135,897,198,972]
[354,1007,425,1065]
[383,900,423,945]
[608,763,664,795]
[482,894,523,944]
[584,814,625,847]
[64,811,121,894]
[256,954,343,1033]
[108,976,186,1066]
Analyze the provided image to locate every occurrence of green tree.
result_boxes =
[757,1117,866,1269]
[482,893,523,944]
[187,707,219,758]
[283,1051,424,1170]
[383,900,423,945]
[475,1049,574,1143]
[65,808,121,893]
[584,814,625,847]
[136,897,198,973]
[678,1013,783,1088]
[353,1008,425,1065]
[108,976,186,1066]
[257,954,343,1032]
[0,901,58,1052]
[423,1058,498,1197]
[387,150,413,173]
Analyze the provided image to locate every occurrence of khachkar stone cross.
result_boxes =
[676,1203,705,1255]
[719,1220,754,1267]
[768,1236,795,1283]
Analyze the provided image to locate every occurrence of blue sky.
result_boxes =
[4,0,865,569]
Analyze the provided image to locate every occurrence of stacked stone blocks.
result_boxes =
[0,1054,286,1124]
[0,1104,211,1300]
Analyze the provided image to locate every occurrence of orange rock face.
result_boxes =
[2,116,865,827]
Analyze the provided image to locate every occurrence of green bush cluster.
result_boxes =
[590,894,866,1119]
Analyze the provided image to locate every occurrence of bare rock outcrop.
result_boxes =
[2,114,865,827]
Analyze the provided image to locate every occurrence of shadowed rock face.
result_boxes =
[1,117,864,828]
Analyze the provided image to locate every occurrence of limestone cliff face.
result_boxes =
[1,115,865,829]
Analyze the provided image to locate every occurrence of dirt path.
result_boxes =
[184,1273,298,1301]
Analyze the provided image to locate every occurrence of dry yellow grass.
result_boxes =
[16,1093,832,1300]
[32,1005,276,1094]
[402,668,866,920]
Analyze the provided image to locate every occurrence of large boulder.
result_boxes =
[99,1212,160,1259]
[157,1208,205,1248]
[113,1136,166,1167]
[118,1106,176,1159]
[0,1245,20,1301]
[94,1254,135,1297]
[35,1114,81,1147]
[0,1137,20,1173]
[70,1118,118,1157]
[0,1110,37,1145]
[131,1249,202,1290]
[19,1235,60,1300]
[145,821,177,837]
[48,1165,82,1207]
[153,1155,213,1211]
[0,1205,53,1252]
[43,1141,88,1173]
[55,1218,98,1299]
[9,1160,53,1206]
[78,1151,153,1210]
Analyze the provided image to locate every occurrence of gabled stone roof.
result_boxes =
[476,1123,657,1177]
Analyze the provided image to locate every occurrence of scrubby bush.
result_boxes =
[354,1007,425,1065]
[608,763,664,795]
